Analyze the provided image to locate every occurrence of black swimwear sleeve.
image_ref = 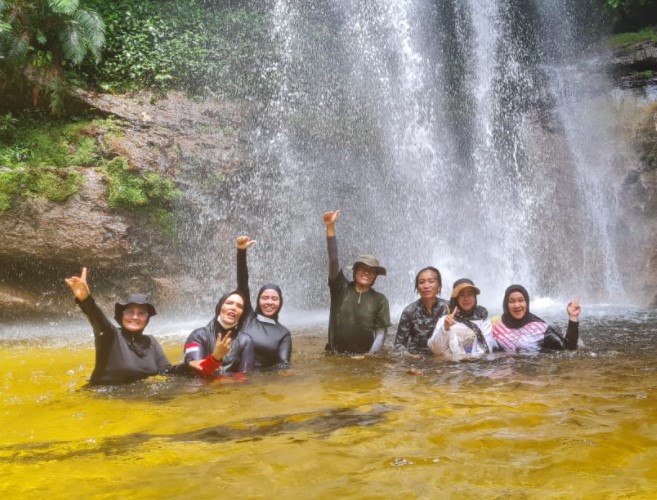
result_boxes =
[77,296,117,342]
[236,248,253,313]
[278,332,292,365]
[327,236,340,282]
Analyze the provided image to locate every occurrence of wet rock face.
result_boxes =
[0,170,132,267]
[611,41,657,88]
[619,102,657,307]
[0,91,255,319]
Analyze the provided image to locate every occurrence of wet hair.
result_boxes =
[256,283,283,321]
[414,266,442,294]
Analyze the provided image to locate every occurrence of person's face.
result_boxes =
[121,304,150,333]
[417,270,440,299]
[456,289,477,312]
[507,291,527,320]
[258,289,281,318]
[220,293,244,325]
[354,265,376,288]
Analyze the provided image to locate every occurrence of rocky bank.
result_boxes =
[0,90,259,319]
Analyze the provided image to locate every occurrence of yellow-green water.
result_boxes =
[2,318,657,499]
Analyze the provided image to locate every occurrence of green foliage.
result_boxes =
[103,156,180,210]
[0,114,109,168]
[0,113,18,141]
[609,27,657,46]
[84,0,274,98]
[0,0,105,115]
[0,112,120,213]
[0,167,82,213]
[606,0,647,9]
[604,0,657,32]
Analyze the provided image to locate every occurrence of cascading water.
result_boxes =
[203,0,629,310]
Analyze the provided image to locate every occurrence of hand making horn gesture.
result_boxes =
[236,235,256,251]
[64,267,90,302]
[212,331,233,360]
[567,296,581,322]
[444,304,459,331]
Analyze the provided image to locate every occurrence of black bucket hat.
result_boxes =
[114,293,157,323]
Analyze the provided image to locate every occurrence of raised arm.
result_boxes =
[65,266,90,302]
[65,267,114,337]
[563,297,581,350]
[323,210,341,281]
[236,235,256,312]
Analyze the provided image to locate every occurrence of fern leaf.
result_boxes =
[45,72,66,116]
[48,0,79,16]
[59,22,85,65]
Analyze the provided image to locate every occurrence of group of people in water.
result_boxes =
[65,209,582,385]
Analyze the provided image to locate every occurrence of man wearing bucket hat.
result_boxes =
[65,267,171,384]
[427,278,493,360]
[322,210,391,354]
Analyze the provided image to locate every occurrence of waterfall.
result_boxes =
[214,0,626,309]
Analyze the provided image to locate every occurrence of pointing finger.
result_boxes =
[81,267,88,282]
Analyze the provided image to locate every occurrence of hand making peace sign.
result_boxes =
[444,304,459,331]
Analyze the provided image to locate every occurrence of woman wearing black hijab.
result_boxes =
[492,284,581,353]
[235,235,291,369]
[182,290,255,376]
[65,267,171,385]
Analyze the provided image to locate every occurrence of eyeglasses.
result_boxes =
[123,309,149,319]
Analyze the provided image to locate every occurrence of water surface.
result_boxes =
[2,309,657,498]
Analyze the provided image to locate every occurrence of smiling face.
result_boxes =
[417,269,441,300]
[507,291,528,321]
[354,264,376,289]
[121,304,150,333]
[456,289,477,313]
[219,293,245,326]
[258,289,281,318]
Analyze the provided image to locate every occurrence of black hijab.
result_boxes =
[213,290,247,338]
[501,284,545,329]
[255,283,283,321]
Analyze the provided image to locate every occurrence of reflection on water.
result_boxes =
[1,310,657,497]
